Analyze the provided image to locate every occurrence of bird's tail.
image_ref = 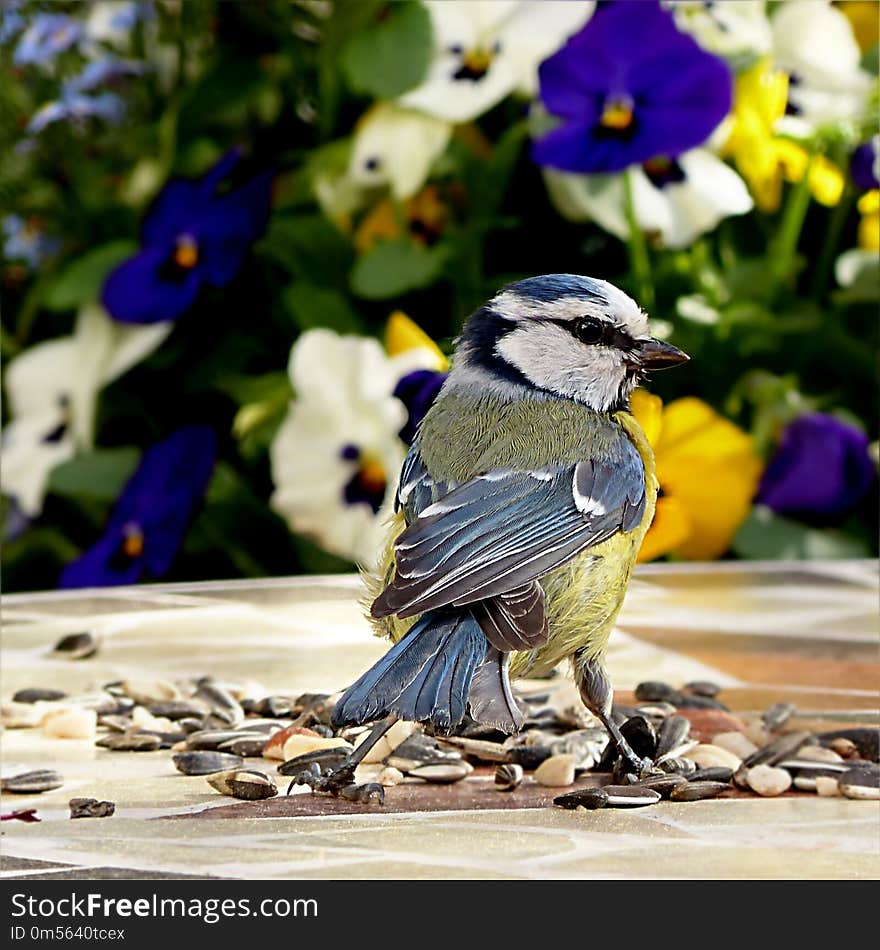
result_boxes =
[332,609,491,735]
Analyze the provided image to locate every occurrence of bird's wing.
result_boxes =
[372,444,646,623]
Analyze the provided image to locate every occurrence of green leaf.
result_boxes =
[351,240,446,299]
[43,241,138,311]
[341,2,432,99]
[283,282,364,333]
[732,506,871,560]
[215,371,291,406]
[47,448,140,501]
[256,214,354,286]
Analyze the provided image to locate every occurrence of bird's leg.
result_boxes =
[287,715,398,799]
[576,655,653,777]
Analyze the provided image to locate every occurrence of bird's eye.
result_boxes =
[573,318,604,345]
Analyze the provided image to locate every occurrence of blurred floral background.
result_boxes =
[1,0,877,593]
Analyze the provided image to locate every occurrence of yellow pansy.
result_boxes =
[354,185,448,254]
[385,311,448,370]
[858,189,879,251]
[631,389,763,562]
[721,59,845,212]
[837,1,879,53]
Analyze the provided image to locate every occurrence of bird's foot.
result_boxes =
[285,761,386,804]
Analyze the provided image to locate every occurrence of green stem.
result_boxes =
[622,168,654,311]
[770,154,814,298]
[811,186,853,301]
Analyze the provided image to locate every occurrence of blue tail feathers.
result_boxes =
[332,610,487,734]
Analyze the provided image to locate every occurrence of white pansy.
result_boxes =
[2,303,170,517]
[544,150,753,250]
[269,329,438,568]
[399,0,594,124]
[771,0,871,131]
[349,103,452,201]
[835,249,879,288]
[669,1,772,60]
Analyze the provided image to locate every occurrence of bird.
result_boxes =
[326,274,688,784]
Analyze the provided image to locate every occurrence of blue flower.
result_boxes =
[65,56,144,94]
[851,136,879,192]
[60,427,216,588]
[14,13,82,67]
[26,91,125,134]
[532,1,732,174]
[2,214,61,269]
[393,369,446,445]
[0,1,25,45]
[102,150,273,324]
[757,413,875,520]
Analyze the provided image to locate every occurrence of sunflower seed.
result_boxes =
[683,681,721,699]
[277,748,350,775]
[97,714,134,733]
[635,773,689,797]
[534,754,577,787]
[377,766,404,787]
[69,798,115,819]
[603,785,661,807]
[741,731,812,768]
[816,776,842,796]
[357,782,386,804]
[219,736,267,757]
[208,769,278,800]
[12,688,68,703]
[710,731,758,760]
[762,702,796,732]
[147,700,209,720]
[386,733,462,771]
[838,765,880,800]
[658,757,696,776]
[52,631,99,660]
[675,695,729,711]
[554,787,609,810]
[746,764,792,797]
[119,678,180,705]
[689,744,742,770]
[42,707,97,739]
[792,745,843,764]
[185,729,255,751]
[634,681,677,703]
[96,733,162,752]
[408,762,473,783]
[777,759,849,775]
[688,766,734,783]
[1,769,64,794]
[193,681,243,725]
[620,716,657,760]
[494,763,524,791]
[172,751,244,776]
[670,781,730,802]
[653,713,690,757]
[251,695,297,718]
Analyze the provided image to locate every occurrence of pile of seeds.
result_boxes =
[2,648,878,814]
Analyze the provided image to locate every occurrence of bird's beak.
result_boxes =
[637,338,689,370]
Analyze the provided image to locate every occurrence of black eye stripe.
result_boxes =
[548,316,636,350]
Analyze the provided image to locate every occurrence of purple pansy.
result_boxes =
[757,413,876,520]
[532,1,732,175]
[14,13,82,67]
[102,150,273,324]
[850,137,879,192]
[60,427,216,588]
[393,369,447,446]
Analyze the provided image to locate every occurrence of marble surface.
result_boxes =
[1,561,878,880]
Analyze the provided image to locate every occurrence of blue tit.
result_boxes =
[332,274,688,773]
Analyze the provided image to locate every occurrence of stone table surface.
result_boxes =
[1,561,878,880]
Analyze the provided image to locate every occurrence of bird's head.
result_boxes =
[454,274,688,411]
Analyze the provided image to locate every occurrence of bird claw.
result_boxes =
[285,762,384,804]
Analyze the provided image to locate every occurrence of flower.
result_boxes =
[399,0,594,124]
[348,103,452,202]
[770,0,871,132]
[13,13,82,67]
[269,322,443,567]
[27,91,126,134]
[2,214,61,269]
[60,427,216,588]
[102,150,272,324]
[0,0,25,45]
[851,137,879,192]
[720,58,845,212]
[544,148,752,249]
[857,189,879,252]
[631,390,763,561]
[353,184,449,254]
[1,303,170,517]
[837,0,880,54]
[66,56,144,94]
[756,413,875,519]
[532,1,731,175]
[85,1,142,48]
[667,0,772,61]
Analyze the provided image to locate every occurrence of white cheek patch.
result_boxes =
[495,324,632,411]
